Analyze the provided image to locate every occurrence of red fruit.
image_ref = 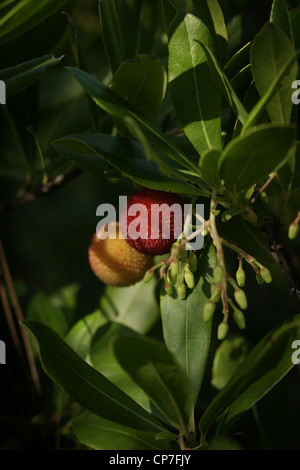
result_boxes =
[120,189,185,255]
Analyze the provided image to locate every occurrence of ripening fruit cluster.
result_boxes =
[88,189,185,287]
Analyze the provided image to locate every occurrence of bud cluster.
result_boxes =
[143,238,198,300]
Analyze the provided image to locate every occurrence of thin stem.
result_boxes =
[0,241,41,395]
[250,172,276,205]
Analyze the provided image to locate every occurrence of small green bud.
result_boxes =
[211,208,220,216]
[143,270,154,283]
[168,259,179,284]
[217,322,229,340]
[288,222,299,240]
[210,287,221,303]
[260,267,272,284]
[236,268,245,288]
[213,265,224,284]
[188,251,197,273]
[164,282,173,295]
[203,300,216,321]
[233,309,246,330]
[177,282,186,300]
[256,273,264,284]
[184,266,194,289]
[234,289,248,310]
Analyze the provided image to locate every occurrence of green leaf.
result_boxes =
[211,336,252,390]
[223,42,251,81]
[73,412,173,450]
[26,292,68,338]
[198,148,222,189]
[277,141,300,192]
[65,66,200,174]
[0,0,71,46]
[218,124,296,193]
[110,55,167,123]
[65,311,106,360]
[0,55,63,98]
[113,334,194,434]
[192,0,228,66]
[160,242,216,403]
[98,0,124,73]
[90,323,155,414]
[99,280,160,334]
[289,8,300,51]
[270,0,291,41]
[168,10,222,155]
[22,320,165,433]
[53,133,203,195]
[250,22,298,125]
[199,314,300,439]
[196,41,248,125]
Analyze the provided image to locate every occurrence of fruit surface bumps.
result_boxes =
[88,222,154,286]
[120,189,185,255]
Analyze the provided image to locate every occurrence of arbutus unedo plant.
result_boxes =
[1,0,300,452]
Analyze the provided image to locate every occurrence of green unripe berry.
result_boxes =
[184,266,195,289]
[288,222,299,240]
[213,265,224,284]
[234,289,248,310]
[177,282,186,300]
[236,268,245,288]
[260,267,272,284]
[203,300,216,321]
[168,259,179,284]
[217,322,229,340]
[233,309,246,330]
[164,282,173,295]
[143,269,154,283]
[188,251,197,273]
[210,287,221,303]
[256,273,264,284]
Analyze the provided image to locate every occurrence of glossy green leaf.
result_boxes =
[113,334,194,434]
[110,55,167,122]
[65,66,200,174]
[52,133,203,195]
[196,41,248,125]
[73,412,173,450]
[192,0,228,65]
[0,0,71,46]
[0,55,63,98]
[223,42,251,81]
[211,336,252,390]
[98,0,124,73]
[198,148,222,189]
[160,242,216,402]
[199,314,300,439]
[99,280,160,334]
[168,10,222,155]
[218,124,296,193]
[22,321,165,432]
[65,311,106,360]
[90,323,154,413]
[250,22,298,124]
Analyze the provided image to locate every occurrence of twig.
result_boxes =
[250,172,276,204]
[0,241,42,394]
[0,168,83,213]
[262,216,300,300]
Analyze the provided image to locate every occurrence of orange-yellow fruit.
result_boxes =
[88,222,154,286]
